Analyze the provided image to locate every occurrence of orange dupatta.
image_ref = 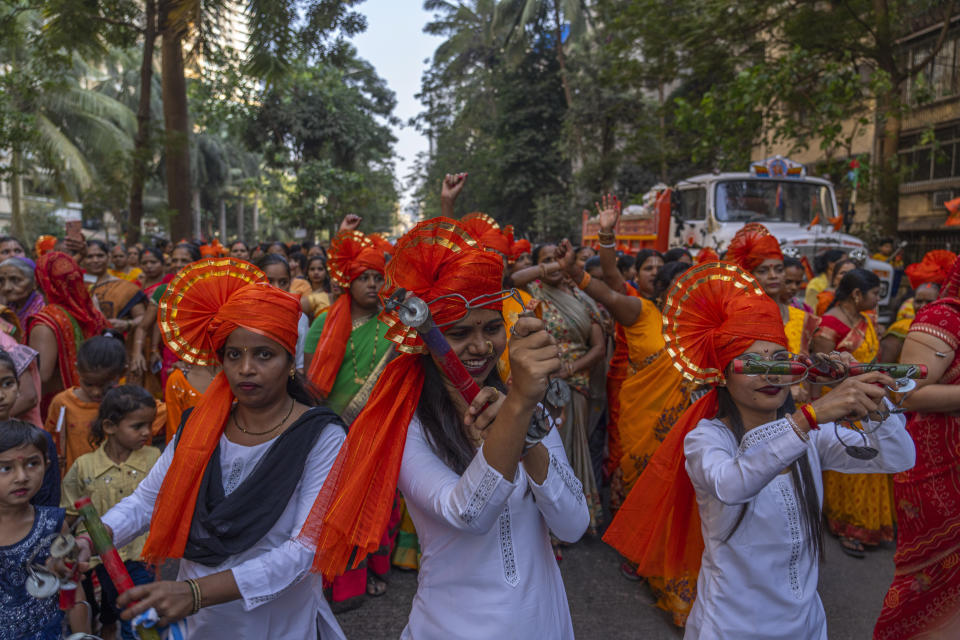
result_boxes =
[299,217,504,579]
[603,263,788,618]
[142,259,301,562]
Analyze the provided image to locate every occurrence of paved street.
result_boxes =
[337,531,895,639]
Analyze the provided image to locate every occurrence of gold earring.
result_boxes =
[289,367,296,379]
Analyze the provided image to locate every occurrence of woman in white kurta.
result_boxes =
[73,259,348,639]
[400,412,586,639]
[102,410,346,639]
[603,262,915,640]
[684,402,914,639]
[299,217,588,639]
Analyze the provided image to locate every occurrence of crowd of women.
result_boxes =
[0,170,957,639]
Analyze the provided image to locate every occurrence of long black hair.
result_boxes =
[829,268,880,310]
[416,355,506,474]
[715,387,824,562]
[306,255,330,292]
[654,261,690,308]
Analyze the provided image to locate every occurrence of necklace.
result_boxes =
[233,398,295,436]
[838,303,860,328]
[348,322,380,385]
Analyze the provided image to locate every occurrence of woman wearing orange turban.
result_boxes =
[299,217,587,638]
[84,258,347,639]
[726,223,820,360]
[880,249,957,362]
[301,225,396,607]
[604,262,914,638]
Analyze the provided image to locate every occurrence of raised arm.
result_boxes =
[440,172,467,219]
[555,239,644,327]
[595,195,627,293]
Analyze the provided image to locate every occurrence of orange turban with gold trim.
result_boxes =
[725,223,783,272]
[906,249,957,290]
[460,212,510,257]
[299,217,504,579]
[308,230,387,395]
[605,263,786,599]
[142,259,302,562]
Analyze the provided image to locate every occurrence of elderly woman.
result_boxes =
[74,259,347,639]
[0,257,45,328]
[27,252,109,419]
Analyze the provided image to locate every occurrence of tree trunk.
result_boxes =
[552,3,573,111]
[192,191,202,241]
[10,151,25,240]
[219,198,227,241]
[160,2,192,241]
[237,196,245,242]
[252,195,259,239]
[127,0,157,246]
[658,80,668,183]
[874,94,902,236]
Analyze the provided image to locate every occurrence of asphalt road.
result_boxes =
[336,532,894,639]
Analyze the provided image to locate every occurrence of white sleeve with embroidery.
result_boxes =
[814,400,915,474]
[524,428,589,542]
[398,416,516,535]
[684,418,809,506]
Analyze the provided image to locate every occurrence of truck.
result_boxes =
[582,156,895,316]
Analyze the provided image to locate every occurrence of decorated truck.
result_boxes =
[582,156,895,313]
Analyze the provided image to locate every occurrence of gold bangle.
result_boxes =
[597,230,616,244]
[185,578,202,614]
[577,271,591,290]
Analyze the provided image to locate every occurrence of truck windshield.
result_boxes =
[715,180,835,224]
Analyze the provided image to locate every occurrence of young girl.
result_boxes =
[45,335,160,473]
[300,255,332,320]
[0,420,90,638]
[0,349,60,508]
[61,385,160,640]
[256,254,311,374]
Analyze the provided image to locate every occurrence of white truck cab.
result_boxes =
[668,156,894,313]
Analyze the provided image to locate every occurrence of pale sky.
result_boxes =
[352,0,443,217]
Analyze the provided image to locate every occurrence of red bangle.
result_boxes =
[800,404,819,430]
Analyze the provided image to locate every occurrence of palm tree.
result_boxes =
[495,0,590,111]
[1,9,136,238]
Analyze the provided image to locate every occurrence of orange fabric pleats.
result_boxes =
[307,294,353,395]
[141,373,233,562]
[299,353,424,579]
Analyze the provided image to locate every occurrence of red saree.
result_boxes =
[27,305,84,420]
[874,298,960,639]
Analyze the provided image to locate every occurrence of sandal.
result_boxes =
[620,561,642,582]
[839,537,865,559]
[366,573,388,597]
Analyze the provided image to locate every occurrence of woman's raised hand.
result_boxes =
[809,371,895,424]
[508,316,560,404]
[338,214,362,233]
[595,193,621,232]
[555,239,577,275]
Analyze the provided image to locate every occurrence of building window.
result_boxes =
[905,31,960,103]
[899,123,960,183]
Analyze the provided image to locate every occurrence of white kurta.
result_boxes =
[102,411,347,640]
[683,406,916,640]
[398,417,589,639]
